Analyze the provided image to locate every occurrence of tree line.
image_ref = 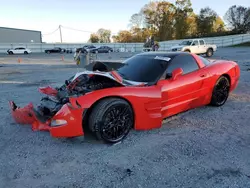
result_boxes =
[89,1,250,43]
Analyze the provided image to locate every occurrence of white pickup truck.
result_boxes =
[171,39,217,57]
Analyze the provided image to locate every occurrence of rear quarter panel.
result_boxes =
[202,60,240,94]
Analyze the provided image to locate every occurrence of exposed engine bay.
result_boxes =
[35,73,123,122]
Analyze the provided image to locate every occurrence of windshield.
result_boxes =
[180,41,192,45]
[117,55,169,83]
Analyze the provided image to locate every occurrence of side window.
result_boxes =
[192,40,199,46]
[166,54,199,76]
[199,56,211,66]
[199,40,205,45]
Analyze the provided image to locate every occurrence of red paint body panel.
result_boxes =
[49,104,84,137]
[70,86,163,130]
[39,86,58,96]
[9,101,51,131]
[9,55,240,138]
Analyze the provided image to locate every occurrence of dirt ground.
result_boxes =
[0,48,250,188]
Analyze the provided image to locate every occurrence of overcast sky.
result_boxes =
[0,0,249,43]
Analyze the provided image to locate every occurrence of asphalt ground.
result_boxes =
[0,47,250,188]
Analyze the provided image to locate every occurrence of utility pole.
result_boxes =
[59,25,63,43]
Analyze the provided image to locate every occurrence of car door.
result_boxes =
[198,40,206,53]
[98,46,105,53]
[19,47,25,54]
[159,54,205,118]
[13,48,21,54]
[190,40,199,53]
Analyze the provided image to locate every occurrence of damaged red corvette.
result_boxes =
[9,52,240,143]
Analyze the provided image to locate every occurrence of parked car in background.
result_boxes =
[7,47,31,55]
[89,46,113,53]
[66,48,73,53]
[45,47,66,54]
[171,39,217,57]
[83,45,96,50]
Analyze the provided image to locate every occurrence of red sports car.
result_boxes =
[9,52,240,143]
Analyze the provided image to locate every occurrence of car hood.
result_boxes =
[72,70,147,86]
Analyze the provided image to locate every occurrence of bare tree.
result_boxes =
[129,11,145,28]
[97,29,111,43]
[224,5,250,33]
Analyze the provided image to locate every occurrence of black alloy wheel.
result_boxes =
[88,98,134,143]
[211,76,230,106]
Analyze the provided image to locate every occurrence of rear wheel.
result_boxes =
[184,49,190,53]
[206,48,213,57]
[9,51,13,55]
[88,98,134,143]
[210,76,230,106]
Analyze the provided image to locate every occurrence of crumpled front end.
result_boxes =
[9,101,51,131]
[9,100,85,138]
[8,70,137,138]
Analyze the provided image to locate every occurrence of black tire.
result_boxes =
[206,48,213,57]
[88,98,134,143]
[210,76,230,106]
[9,51,13,55]
[184,49,190,53]
[24,51,28,54]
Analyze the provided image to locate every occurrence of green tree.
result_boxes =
[196,7,217,36]
[97,28,111,43]
[174,0,193,39]
[186,12,197,36]
[112,30,133,43]
[89,33,99,43]
[143,1,176,41]
[213,17,225,32]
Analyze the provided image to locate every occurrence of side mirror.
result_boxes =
[172,68,183,81]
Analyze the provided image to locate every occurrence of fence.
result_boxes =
[0,33,250,53]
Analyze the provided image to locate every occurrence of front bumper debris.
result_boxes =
[9,101,85,138]
[9,101,51,131]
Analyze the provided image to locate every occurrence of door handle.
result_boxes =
[200,74,207,77]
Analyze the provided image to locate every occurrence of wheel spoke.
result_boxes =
[101,104,133,141]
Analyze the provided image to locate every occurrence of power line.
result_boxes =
[42,27,59,36]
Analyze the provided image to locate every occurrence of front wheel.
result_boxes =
[24,51,28,54]
[88,98,134,143]
[210,76,230,106]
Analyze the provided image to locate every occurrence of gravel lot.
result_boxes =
[0,47,250,188]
